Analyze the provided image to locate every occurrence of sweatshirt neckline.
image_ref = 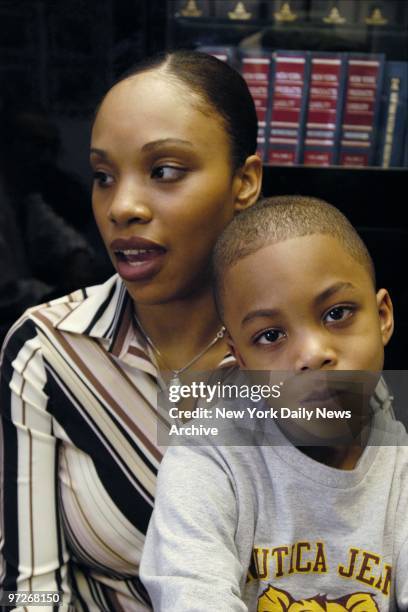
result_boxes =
[270,418,384,489]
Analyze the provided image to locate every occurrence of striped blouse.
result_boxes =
[0,274,234,611]
[0,274,393,611]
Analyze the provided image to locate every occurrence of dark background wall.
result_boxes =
[0,0,167,183]
[0,0,167,345]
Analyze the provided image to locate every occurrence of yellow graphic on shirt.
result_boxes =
[249,542,391,597]
[257,585,379,611]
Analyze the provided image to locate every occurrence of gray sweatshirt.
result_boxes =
[140,413,408,611]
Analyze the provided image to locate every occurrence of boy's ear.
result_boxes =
[233,154,263,212]
[226,331,247,368]
[376,288,394,346]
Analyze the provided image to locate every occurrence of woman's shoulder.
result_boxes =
[1,274,121,360]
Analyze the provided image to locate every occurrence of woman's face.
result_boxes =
[90,70,259,304]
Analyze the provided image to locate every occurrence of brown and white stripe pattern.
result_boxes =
[0,275,235,611]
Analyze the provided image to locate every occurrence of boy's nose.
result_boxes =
[108,184,153,226]
[294,334,337,371]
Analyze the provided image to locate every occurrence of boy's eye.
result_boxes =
[151,165,187,181]
[93,171,114,188]
[254,329,285,345]
[324,306,354,324]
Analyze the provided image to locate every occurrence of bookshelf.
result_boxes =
[167,1,408,170]
[167,0,408,168]
[166,1,408,188]
[167,0,408,368]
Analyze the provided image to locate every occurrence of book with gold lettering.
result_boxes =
[376,62,408,168]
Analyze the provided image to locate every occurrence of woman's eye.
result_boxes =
[324,306,354,324]
[151,165,187,181]
[254,329,285,345]
[93,171,114,188]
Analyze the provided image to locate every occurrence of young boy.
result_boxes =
[140,196,408,611]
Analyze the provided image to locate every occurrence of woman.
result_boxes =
[0,51,262,610]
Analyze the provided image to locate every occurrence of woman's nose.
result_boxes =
[108,183,153,226]
[294,333,337,371]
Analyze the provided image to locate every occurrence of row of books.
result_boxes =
[200,47,408,168]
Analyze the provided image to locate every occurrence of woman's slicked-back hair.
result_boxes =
[97,50,258,171]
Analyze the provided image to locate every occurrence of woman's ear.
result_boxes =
[376,288,394,346]
[233,154,263,212]
[226,331,247,368]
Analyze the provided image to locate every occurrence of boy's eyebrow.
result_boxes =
[314,282,356,306]
[241,282,356,327]
[242,308,281,327]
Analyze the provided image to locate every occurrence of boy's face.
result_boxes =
[223,234,393,372]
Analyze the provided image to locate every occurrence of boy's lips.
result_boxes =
[110,237,167,282]
[300,388,341,405]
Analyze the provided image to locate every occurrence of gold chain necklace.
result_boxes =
[134,314,226,387]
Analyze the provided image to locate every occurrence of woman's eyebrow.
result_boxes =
[90,147,108,159]
[90,140,195,160]
[141,138,194,152]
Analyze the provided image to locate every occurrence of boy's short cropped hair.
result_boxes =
[212,195,376,318]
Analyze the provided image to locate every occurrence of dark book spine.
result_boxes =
[404,122,408,168]
[376,61,408,168]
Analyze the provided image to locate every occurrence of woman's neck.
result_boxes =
[134,287,227,371]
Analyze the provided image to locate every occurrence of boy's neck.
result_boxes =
[290,393,373,470]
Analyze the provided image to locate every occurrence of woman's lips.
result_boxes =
[110,237,167,282]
